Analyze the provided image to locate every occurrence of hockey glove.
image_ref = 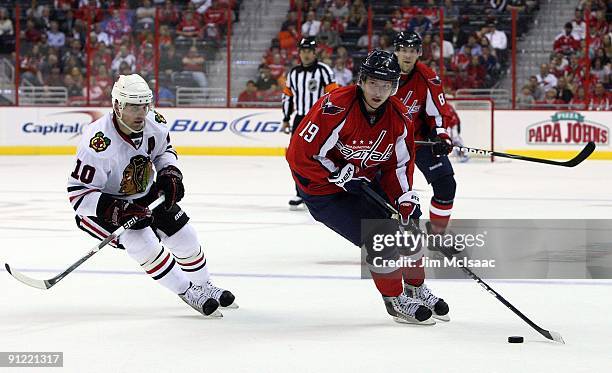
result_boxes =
[397,191,422,226]
[97,194,152,229]
[157,165,185,210]
[432,130,454,156]
[328,163,370,194]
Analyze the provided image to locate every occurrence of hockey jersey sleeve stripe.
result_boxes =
[81,217,118,246]
[69,188,99,203]
[393,126,411,195]
[67,186,87,192]
[313,118,346,173]
[425,89,443,128]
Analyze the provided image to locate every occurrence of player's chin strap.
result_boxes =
[116,113,144,134]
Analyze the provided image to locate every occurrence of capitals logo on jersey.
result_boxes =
[321,96,345,115]
[335,130,394,169]
[119,155,153,195]
[89,132,111,152]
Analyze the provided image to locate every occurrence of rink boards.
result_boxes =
[0,106,609,159]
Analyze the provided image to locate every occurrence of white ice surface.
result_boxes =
[0,156,611,373]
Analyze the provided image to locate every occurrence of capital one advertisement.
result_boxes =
[0,107,289,154]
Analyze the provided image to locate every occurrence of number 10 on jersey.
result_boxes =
[299,121,320,143]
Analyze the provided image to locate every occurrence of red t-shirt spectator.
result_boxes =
[553,33,580,55]
[589,92,611,110]
[204,6,227,26]
[177,16,202,36]
[238,90,259,104]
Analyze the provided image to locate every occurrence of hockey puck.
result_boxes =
[508,336,524,343]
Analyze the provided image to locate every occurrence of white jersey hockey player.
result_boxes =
[67,74,237,317]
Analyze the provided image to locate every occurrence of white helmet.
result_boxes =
[111,74,153,133]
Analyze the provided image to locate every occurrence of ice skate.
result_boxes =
[288,196,303,210]
[206,280,238,309]
[404,283,450,322]
[383,293,435,325]
[179,282,223,318]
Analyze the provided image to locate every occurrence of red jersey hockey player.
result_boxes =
[392,31,458,240]
[68,74,237,317]
[286,50,450,324]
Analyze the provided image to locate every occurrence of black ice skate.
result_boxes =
[383,294,435,325]
[288,196,304,210]
[404,283,450,322]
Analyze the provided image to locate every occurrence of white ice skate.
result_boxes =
[206,280,238,309]
[383,294,435,325]
[179,282,223,318]
[404,283,450,322]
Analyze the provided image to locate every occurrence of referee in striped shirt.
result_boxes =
[282,36,338,209]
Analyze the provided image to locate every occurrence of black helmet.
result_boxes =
[298,37,317,50]
[359,49,401,82]
[393,31,422,50]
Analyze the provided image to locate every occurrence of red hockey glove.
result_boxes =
[397,191,422,226]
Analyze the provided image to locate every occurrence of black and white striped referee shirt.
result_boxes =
[282,60,338,121]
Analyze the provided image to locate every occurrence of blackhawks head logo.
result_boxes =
[119,155,153,195]
[89,131,111,152]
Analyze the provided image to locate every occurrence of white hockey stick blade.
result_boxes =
[548,330,565,344]
[4,263,51,290]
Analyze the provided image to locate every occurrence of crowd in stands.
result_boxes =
[240,0,542,106]
[516,0,611,110]
[0,0,239,106]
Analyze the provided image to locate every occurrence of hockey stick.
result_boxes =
[4,195,165,290]
[416,140,595,167]
[360,183,565,344]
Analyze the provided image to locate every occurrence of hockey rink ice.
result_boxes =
[0,155,610,373]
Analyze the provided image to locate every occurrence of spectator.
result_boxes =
[177,9,202,39]
[149,78,175,106]
[593,48,610,66]
[461,34,483,56]
[94,64,113,92]
[160,0,181,26]
[64,74,84,98]
[23,20,42,44]
[516,86,536,108]
[420,33,434,65]
[301,11,321,37]
[204,0,228,28]
[45,66,63,87]
[279,24,299,51]
[20,47,44,86]
[590,58,610,85]
[443,0,460,22]
[182,46,208,88]
[481,46,499,74]
[527,75,544,100]
[47,21,66,49]
[588,82,610,110]
[268,53,286,81]
[590,10,608,37]
[329,0,349,20]
[262,82,282,102]
[569,86,588,110]
[335,46,353,71]
[553,22,580,56]
[93,23,112,46]
[556,76,574,103]
[451,45,471,71]
[60,10,76,35]
[391,9,407,32]
[160,45,182,77]
[256,64,274,91]
[39,53,60,81]
[603,35,612,60]
[238,80,259,105]
[136,43,155,80]
[281,11,297,32]
[536,63,558,92]
[346,1,367,30]
[467,55,486,87]
[550,54,568,78]
[377,34,394,53]
[432,34,454,60]
[571,8,586,40]
[318,20,342,49]
[0,7,13,36]
[447,21,468,49]
[408,9,432,35]
[62,39,85,67]
[111,45,136,73]
[564,54,585,81]
[118,61,133,77]
[537,88,563,109]
[483,22,507,55]
[333,58,353,87]
[136,0,156,26]
[105,9,132,41]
